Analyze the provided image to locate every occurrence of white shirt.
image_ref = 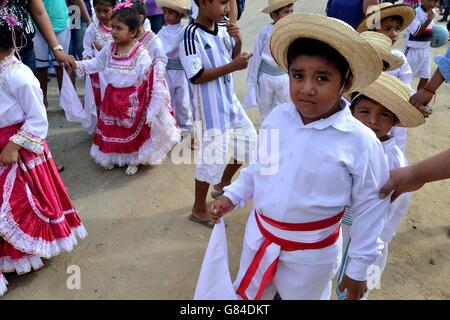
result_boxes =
[190,0,198,20]
[0,55,48,154]
[246,23,280,88]
[136,31,168,71]
[82,21,113,59]
[223,102,390,281]
[157,23,185,60]
[76,42,152,88]
[180,22,243,134]
[379,138,410,243]
[405,6,434,49]
[388,50,413,86]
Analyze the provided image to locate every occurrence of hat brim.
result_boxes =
[155,0,190,16]
[270,13,382,93]
[377,47,404,71]
[356,4,415,33]
[260,0,296,14]
[358,73,425,127]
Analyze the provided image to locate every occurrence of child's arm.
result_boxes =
[227,22,242,59]
[4,74,48,161]
[179,33,251,84]
[414,9,435,36]
[229,0,238,24]
[244,29,265,107]
[73,0,92,25]
[342,140,391,299]
[82,24,95,59]
[74,44,109,76]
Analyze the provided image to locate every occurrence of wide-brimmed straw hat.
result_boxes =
[354,73,425,128]
[356,3,415,33]
[261,0,297,14]
[156,0,190,16]
[270,13,382,93]
[361,31,403,71]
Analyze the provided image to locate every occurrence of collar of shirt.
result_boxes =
[381,136,397,150]
[285,98,354,132]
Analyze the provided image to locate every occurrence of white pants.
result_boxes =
[336,224,388,300]
[195,111,257,185]
[165,69,192,132]
[404,47,431,79]
[258,73,290,123]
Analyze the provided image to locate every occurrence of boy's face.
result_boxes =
[289,55,351,125]
[163,7,182,25]
[111,18,136,44]
[352,98,397,141]
[94,3,113,25]
[271,4,294,23]
[378,17,401,44]
[199,0,230,23]
[422,0,437,10]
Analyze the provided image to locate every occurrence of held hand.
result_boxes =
[0,141,21,167]
[338,275,367,300]
[231,52,253,71]
[409,89,434,108]
[211,196,235,224]
[379,166,426,202]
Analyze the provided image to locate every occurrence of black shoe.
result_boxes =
[438,18,448,22]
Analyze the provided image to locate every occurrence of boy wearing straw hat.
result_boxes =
[357,3,417,152]
[243,0,296,124]
[336,73,425,300]
[206,13,390,300]
[156,0,194,141]
[180,0,257,227]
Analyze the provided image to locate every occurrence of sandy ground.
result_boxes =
[2,0,450,300]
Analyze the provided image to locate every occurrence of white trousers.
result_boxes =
[405,47,431,79]
[257,73,290,123]
[165,69,192,132]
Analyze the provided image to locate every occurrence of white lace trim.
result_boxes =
[0,274,7,296]
[1,165,88,258]
[9,130,44,154]
[0,255,44,275]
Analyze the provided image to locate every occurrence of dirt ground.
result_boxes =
[2,0,450,300]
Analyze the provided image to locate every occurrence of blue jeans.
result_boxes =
[69,22,88,60]
[18,48,36,74]
[147,14,164,33]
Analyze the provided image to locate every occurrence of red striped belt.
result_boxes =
[236,209,344,300]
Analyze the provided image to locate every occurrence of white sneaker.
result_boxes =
[125,165,138,176]
[104,164,115,171]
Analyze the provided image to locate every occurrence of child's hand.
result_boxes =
[231,52,253,71]
[227,22,241,42]
[211,196,235,224]
[93,41,103,52]
[0,142,21,167]
[338,275,367,300]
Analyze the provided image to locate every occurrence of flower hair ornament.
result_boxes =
[0,0,25,54]
[113,0,134,11]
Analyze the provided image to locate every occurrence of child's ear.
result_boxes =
[343,74,353,93]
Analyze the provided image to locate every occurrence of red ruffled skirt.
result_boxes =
[0,123,87,277]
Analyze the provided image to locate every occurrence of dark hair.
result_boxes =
[287,38,351,84]
[111,7,140,32]
[0,24,23,51]
[93,0,117,7]
[379,15,404,28]
[350,93,399,122]
[132,0,147,17]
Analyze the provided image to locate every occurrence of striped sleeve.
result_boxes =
[180,23,204,82]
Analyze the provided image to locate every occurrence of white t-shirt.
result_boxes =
[404,6,434,49]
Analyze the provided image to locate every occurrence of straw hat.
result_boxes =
[361,31,403,71]
[354,73,425,127]
[270,13,382,93]
[261,0,297,14]
[356,3,415,33]
[155,0,190,16]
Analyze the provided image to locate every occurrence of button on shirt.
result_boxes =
[224,101,390,280]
